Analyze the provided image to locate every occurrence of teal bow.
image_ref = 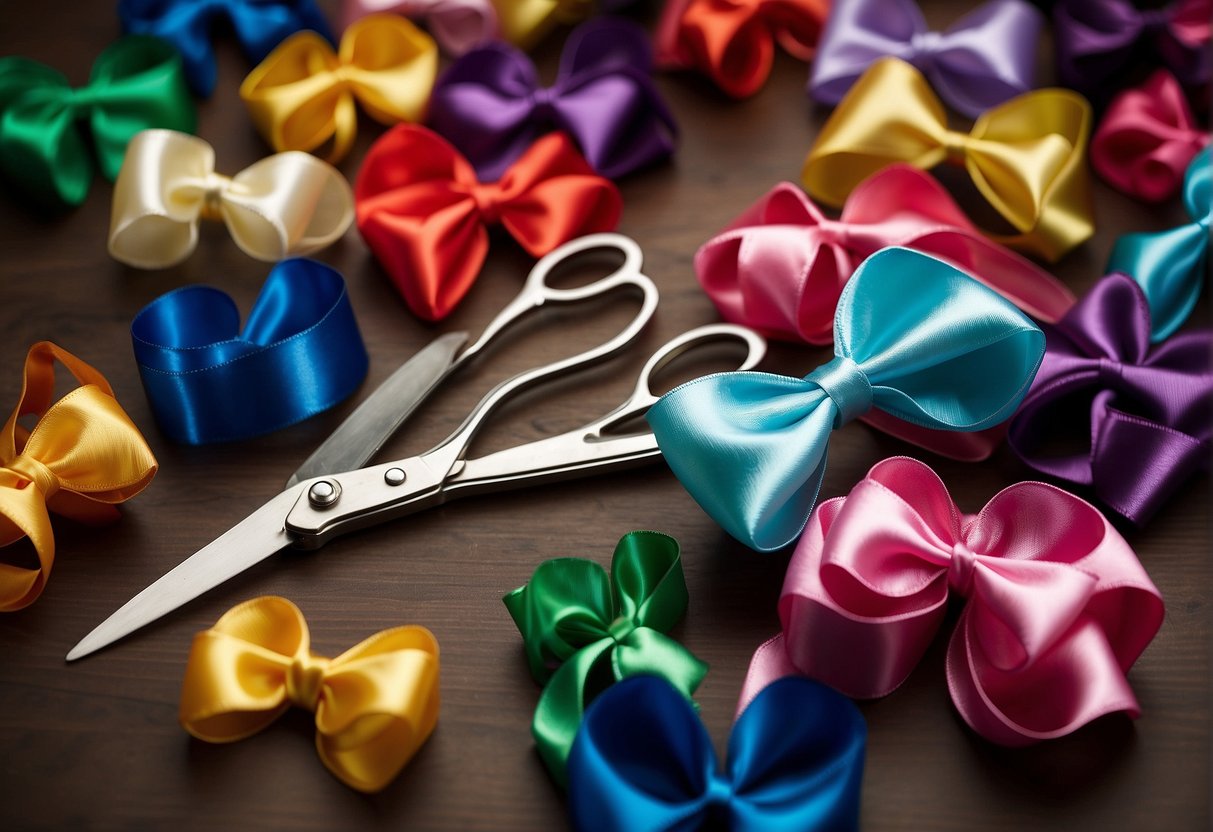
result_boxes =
[647,246,1045,552]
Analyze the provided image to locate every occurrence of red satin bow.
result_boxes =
[1091,69,1210,202]
[655,0,829,98]
[355,125,622,320]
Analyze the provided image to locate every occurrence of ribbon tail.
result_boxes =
[531,638,614,785]
[736,633,799,718]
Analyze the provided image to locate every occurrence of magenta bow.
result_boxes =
[341,0,498,55]
[741,456,1164,747]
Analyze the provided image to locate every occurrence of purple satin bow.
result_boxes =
[426,18,677,180]
[341,0,498,55]
[810,0,1043,117]
[1009,272,1213,526]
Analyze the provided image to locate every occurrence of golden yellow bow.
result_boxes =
[801,58,1094,262]
[0,343,157,612]
[493,0,593,49]
[108,129,354,269]
[241,14,438,164]
[180,596,441,793]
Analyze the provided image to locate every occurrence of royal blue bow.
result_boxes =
[567,675,866,832]
[118,0,335,96]
[648,246,1045,551]
[131,258,368,444]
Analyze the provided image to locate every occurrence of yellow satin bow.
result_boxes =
[493,0,592,49]
[802,58,1094,262]
[179,596,441,793]
[241,14,438,164]
[108,129,354,269]
[0,343,157,612]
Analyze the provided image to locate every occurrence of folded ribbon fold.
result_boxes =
[342,0,499,55]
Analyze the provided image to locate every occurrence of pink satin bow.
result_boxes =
[342,0,498,55]
[1091,69,1210,202]
[741,456,1164,746]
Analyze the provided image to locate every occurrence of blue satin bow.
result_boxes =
[118,0,334,96]
[1107,147,1211,342]
[567,675,866,832]
[648,246,1045,551]
[131,258,368,444]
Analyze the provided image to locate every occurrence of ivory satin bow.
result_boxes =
[740,456,1165,746]
[802,57,1095,263]
[241,14,438,164]
[180,596,440,793]
[355,124,622,321]
[109,130,354,269]
[0,343,157,612]
[342,0,499,55]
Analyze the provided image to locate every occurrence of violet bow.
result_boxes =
[341,0,498,56]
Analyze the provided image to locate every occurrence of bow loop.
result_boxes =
[342,0,499,56]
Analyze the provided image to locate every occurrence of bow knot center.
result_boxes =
[947,540,980,596]
[200,172,233,222]
[286,652,331,712]
[1096,356,1123,385]
[910,30,944,60]
[606,616,637,645]
[65,85,103,111]
[3,454,59,499]
[941,130,970,164]
[469,182,504,224]
[528,86,559,122]
[804,355,873,426]
[706,771,734,807]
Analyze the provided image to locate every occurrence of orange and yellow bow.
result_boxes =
[0,343,157,612]
[241,14,438,164]
[179,596,441,793]
[802,58,1094,262]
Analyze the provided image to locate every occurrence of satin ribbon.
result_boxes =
[801,57,1095,263]
[0,343,157,612]
[109,129,354,269]
[131,259,369,445]
[1009,272,1212,525]
[241,14,438,164]
[1091,71,1210,203]
[493,0,594,50]
[568,675,866,832]
[427,18,677,180]
[1054,0,1212,99]
[1106,148,1210,341]
[810,0,1043,117]
[648,246,1044,552]
[180,596,440,793]
[0,37,194,209]
[503,531,708,783]
[654,0,828,98]
[342,0,498,55]
[119,0,335,96]
[355,124,622,321]
[741,456,1164,746]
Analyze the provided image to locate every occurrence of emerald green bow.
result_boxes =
[0,36,194,208]
[503,530,708,784]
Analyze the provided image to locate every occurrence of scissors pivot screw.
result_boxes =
[384,468,407,486]
[307,480,341,508]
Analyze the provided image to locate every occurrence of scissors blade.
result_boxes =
[65,485,306,661]
[285,332,469,489]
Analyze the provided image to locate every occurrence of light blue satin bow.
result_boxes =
[567,675,866,832]
[648,246,1045,551]
[1107,147,1211,342]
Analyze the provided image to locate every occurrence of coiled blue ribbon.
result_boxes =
[648,246,1045,552]
[132,258,368,444]
[568,675,866,832]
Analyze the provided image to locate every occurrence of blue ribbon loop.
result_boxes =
[132,258,369,444]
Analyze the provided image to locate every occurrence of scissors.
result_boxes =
[68,234,766,660]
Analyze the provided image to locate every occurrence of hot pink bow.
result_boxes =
[342,0,498,55]
[741,456,1164,746]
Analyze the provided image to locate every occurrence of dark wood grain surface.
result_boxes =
[0,2,1209,830]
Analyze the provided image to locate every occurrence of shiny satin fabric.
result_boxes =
[241,14,438,164]
[1009,272,1213,526]
[131,259,369,445]
[109,129,354,269]
[567,675,866,832]
[809,0,1043,117]
[1107,148,1210,340]
[119,0,335,96]
[654,0,829,98]
[355,125,622,321]
[802,58,1095,263]
[426,18,677,180]
[503,531,707,784]
[648,246,1045,552]
[180,596,440,793]
[0,343,157,612]
[740,456,1164,746]
[0,37,194,209]
[342,0,499,55]
[493,0,595,50]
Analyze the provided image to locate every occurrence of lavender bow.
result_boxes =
[1009,273,1212,526]
[810,0,1043,117]
[426,18,677,180]
[341,0,498,56]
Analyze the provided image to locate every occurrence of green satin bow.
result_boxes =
[0,36,194,208]
[503,530,708,784]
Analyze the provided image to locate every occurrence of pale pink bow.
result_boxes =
[343,0,498,55]
[741,456,1164,746]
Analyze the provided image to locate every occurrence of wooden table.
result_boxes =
[1,2,1208,829]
